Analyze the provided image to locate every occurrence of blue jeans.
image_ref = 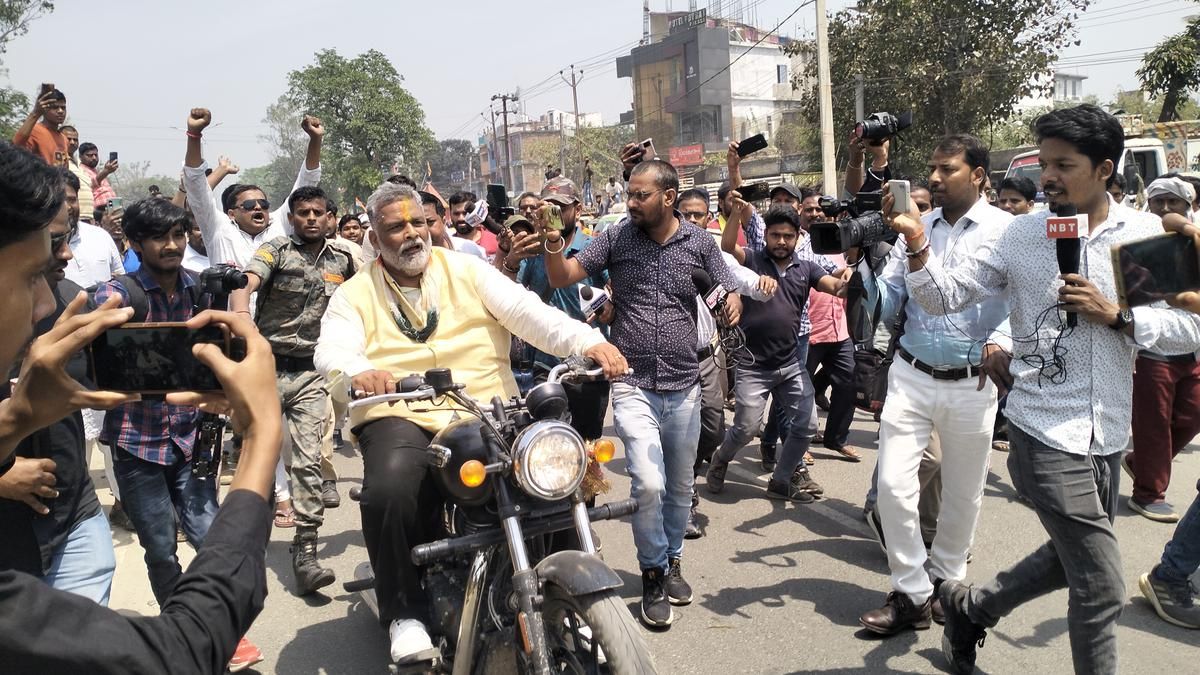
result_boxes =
[43,510,116,605]
[1157,480,1200,584]
[113,446,219,604]
[761,334,811,445]
[611,382,701,572]
[714,360,814,484]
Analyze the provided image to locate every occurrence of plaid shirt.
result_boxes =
[96,267,204,465]
[744,227,837,336]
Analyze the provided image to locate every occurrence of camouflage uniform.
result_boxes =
[245,235,356,530]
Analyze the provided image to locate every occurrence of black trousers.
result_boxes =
[806,338,856,448]
[355,417,440,626]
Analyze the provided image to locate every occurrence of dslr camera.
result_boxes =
[808,193,897,255]
[855,111,913,143]
[200,264,249,303]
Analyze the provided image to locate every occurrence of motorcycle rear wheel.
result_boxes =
[541,584,658,675]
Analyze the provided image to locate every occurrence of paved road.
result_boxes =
[103,407,1200,674]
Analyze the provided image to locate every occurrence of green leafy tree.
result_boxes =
[1138,15,1200,123]
[1106,89,1200,123]
[574,123,636,184]
[284,49,435,203]
[108,160,177,201]
[0,2,53,138]
[785,0,1091,175]
[424,139,479,191]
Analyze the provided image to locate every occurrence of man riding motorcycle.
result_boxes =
[314,181,628,664]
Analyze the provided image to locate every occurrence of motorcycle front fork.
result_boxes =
[455,491,596,674]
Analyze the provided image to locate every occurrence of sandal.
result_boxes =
[992,440,1010,452]
[274,507,296,528]
[803,451,815,465]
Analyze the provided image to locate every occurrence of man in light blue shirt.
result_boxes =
[856,134,1012,637]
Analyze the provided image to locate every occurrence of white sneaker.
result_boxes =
[388,618,434,663]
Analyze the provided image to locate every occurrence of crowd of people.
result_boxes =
[0,81,1198,675]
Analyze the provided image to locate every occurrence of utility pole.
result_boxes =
[484,110,499,184]
[854,73,865,124]
[492,92,519,187]
[560,65,585,178]
[816,0,836,193]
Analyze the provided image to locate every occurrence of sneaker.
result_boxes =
[321,480,341,509]
[228,637,264,672]
[640,567,674,627]
[939,580,987,674]
[865,505,887,554]
[1128,497,1180,523]
[1139,567,1200,629]
[666,557,693,605]
[791,466,824,496]
[684,505,702,539]
[389,618,436,663]
[759,443,777,472]
[705,461,728,494]
[333,429,345,449]
[766,477,816,503]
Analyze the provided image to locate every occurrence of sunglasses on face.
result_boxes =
[681,211,708,222]
[50,223,78,251]
[237,199,271,211]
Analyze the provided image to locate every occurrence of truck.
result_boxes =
[1003,114,1199,207]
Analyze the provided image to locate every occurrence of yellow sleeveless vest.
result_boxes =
[342,248,518,432]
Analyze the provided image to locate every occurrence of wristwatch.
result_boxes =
[1110,308,1133,331]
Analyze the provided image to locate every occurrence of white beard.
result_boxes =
[382,233,432,277]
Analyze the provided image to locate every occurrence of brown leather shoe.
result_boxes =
[932,595,945,625]
[859,591,932,635]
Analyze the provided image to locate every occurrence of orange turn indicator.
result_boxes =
[592,439,616,464]
[460,460,486,487]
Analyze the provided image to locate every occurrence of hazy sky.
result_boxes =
[4,0,1193,178]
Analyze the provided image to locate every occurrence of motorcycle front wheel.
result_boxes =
[541,584,659,675]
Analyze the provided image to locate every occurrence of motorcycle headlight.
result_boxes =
[511,421,587,500]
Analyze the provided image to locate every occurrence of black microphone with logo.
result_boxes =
[691,268,728,319]
[692,268,754,366]
[1047,204,1083,328]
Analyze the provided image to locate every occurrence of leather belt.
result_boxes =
[274,353,316,373]
[897,347,980,381]
[697,344,715,361]
[1138,350,1197,364]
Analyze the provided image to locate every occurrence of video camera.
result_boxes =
[808,193,897,255]
[855,111,913,144]
[200,264,249,302]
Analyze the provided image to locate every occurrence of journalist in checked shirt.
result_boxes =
[887,105,1200,675]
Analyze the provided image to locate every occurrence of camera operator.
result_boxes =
[0,186,115,605]
[855,134,1013,639]
[230,186,356,597]
[545,159,741,629]
[315,181,625,663]
[845,131,891,197]
[92,197,265,668]
[0,140,283,674]
[890,105,1200,675]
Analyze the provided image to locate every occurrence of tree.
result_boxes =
[785,0,1090,175]
[0,2,53,138]
[1106,89,1200,123]
[424,139,479,192]
[242,95,315,208]
[0,1,52,56]
[284,49,435,203]
[1138,14,1200,123]
[574,123,636,183]
[108,160,178,201]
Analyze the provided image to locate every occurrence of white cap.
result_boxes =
[1146,176,1196,205]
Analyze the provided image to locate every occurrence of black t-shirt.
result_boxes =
[740,250,828,369]
[0,489,271,674]
[0,279,100,576]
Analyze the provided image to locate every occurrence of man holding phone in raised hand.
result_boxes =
[12,84,69,168]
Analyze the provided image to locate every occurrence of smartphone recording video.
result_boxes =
[738,182,772,203]
[736,133,768,158]
[91,323,231,393]
[1113,233,1200,308]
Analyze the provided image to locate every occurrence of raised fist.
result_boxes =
[301,114,325,138]
[188,108,212,134]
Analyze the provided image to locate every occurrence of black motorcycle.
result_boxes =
[344,358,658,675]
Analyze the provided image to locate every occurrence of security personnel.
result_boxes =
[231,185,356,595]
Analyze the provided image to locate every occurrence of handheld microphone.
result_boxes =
[691,268,728,317]
[578,285,609,319]
[1047,204,1084,328]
